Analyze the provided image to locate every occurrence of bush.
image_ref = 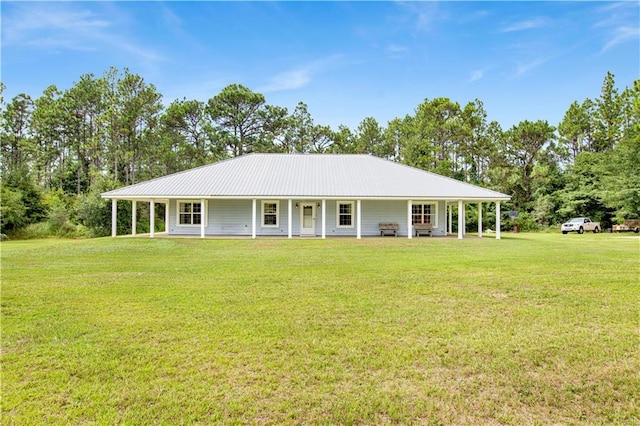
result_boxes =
[0,186,27,233]
[509,212,542,232]
[0,168,47,234]
[9,220,94,240]
[10,222,52,240]
[48,204,70,234]
[74,175,125,237]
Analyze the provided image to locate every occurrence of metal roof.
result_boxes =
[101,154,511,201]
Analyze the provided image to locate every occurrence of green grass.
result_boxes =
[2,234,638,425]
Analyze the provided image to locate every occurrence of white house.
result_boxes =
[102,154,511,239]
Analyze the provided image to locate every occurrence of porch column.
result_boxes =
[496,201,501,240]
[252,199,257,239]
[288,199,292,239]
[150,200,155,239]
[200,199,205,238]
[448,204,452,235]
[356,199,362,239]
[407,200,413,239]
[131,201,137,236]
[165,201,170,233]
[321,199,326,239]
[457,200,464,239]
[478,202,483,238]
[111,199,117,237]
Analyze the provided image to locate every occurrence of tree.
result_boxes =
[1,94,33,174]
[74,173,127,236]
[459,99,492,184]
[383,118,404,162]
[557,99,595,163]
[327,125,357,153]
[116,70,163,184]
[556,152,613,224]
[206,84,268,156]
[258,104,289,152]
[160,98,220,171]
[0,82,5,111]
[278,102,332,153]
[502,120,556,208]
[398,98,464,176]
[0,167,46,234]
[62,73,110,191]
[594,71,622,151]
[600,79,640,220]
[354,117,390,157]
[31,85,67,190]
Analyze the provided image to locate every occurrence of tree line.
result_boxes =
[1,67,638,237]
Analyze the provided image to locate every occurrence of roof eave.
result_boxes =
[102,194,511,201]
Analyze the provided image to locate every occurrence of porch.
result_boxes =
[109,198,503,240]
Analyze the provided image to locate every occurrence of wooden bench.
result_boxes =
[414,223,433,237]
[379,223,399,237]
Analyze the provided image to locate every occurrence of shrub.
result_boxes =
[74,175,125,237]
[509,212,542,232]
[0,168,47,234]
[0,186,27,233]
[11,222,51,240]
[48,204,70,234]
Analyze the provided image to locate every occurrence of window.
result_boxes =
[412,203,436,225]
[262,201,279,227]
[178,201,203,226]
[337,201,354,228]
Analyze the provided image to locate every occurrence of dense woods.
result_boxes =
[1,68,638,238]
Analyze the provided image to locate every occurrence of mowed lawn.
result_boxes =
[2,233,638,425]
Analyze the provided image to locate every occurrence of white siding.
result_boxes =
[168,198,447,237]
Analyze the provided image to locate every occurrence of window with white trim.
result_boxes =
[262,200,279,227]
[337,201,354,228]
[178,201,203,226]
[412,203,436,225]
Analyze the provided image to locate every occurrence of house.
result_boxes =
[101,154,511,239]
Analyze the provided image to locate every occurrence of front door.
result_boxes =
[300,203,315,236]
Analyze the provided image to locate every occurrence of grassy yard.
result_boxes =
[2,233,638,425]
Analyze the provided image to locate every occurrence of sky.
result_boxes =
[1,1,639,131]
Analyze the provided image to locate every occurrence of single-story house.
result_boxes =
[102,154,511,239]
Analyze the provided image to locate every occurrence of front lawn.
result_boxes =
[2,234,638,424]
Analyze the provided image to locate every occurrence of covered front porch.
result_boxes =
[109,198,504,240]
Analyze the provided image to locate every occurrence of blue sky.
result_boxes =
[2,1,638,131]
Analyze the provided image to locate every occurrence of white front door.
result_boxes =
[300,203,315,236]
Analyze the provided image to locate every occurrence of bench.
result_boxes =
[414,223,433,237]
[379,223,399,237]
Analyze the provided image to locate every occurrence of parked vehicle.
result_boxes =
[612,219,640,233]
[561,217,600,234]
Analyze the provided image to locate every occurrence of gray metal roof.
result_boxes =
[102,154,511,201]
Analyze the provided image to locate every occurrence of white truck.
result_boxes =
[561,217,600,234]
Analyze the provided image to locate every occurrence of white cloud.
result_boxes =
[2,4,110,49]
[387,44,409,54]
[395,1,443,32]
[515,57,551,76]
[601,26,640,53]
[468,69,484,83]
[456,9,490,25]
[1,3,164,62]
[594,2,640,53]
[501,17,549,33]
[261,69,312,92]
[259,55,345,93]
